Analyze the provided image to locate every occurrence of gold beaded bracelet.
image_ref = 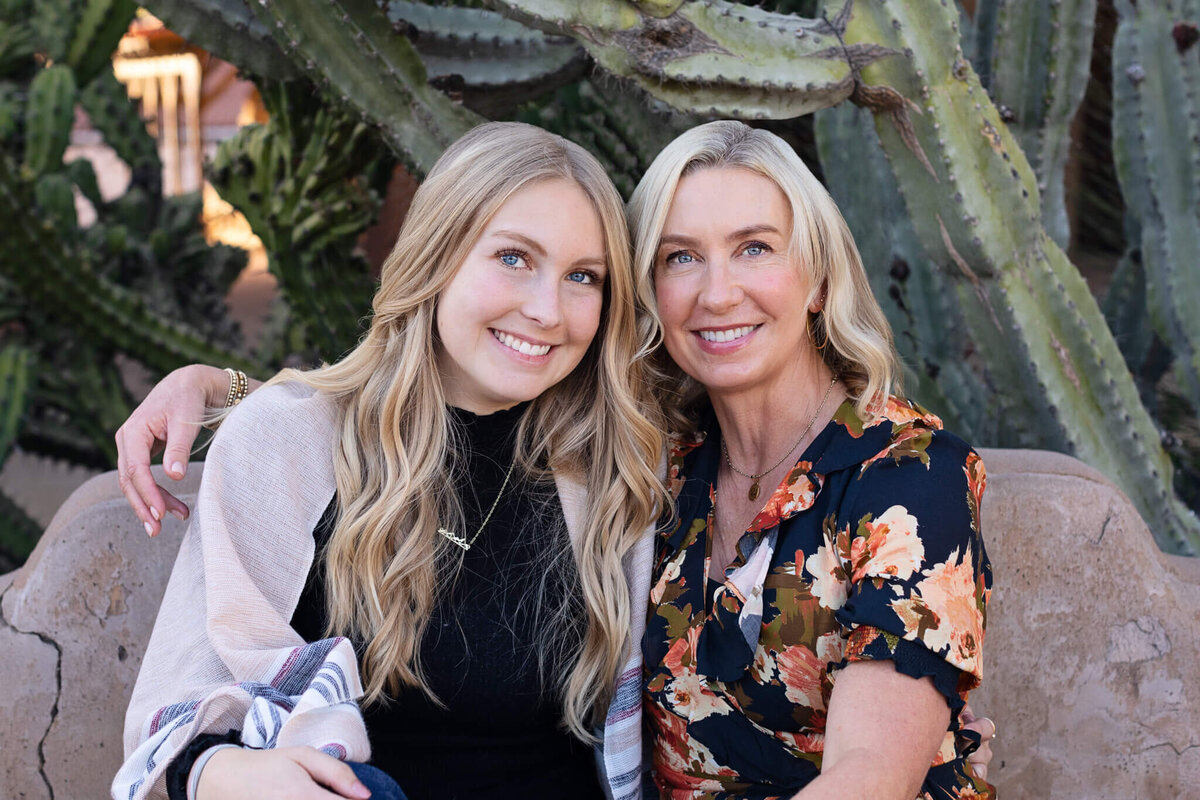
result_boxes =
[223,368,249,408]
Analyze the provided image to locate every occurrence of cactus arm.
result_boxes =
[0,156,258,376]
[493,0,862,118]
[1112,0,1200,423]
[66,0,138,86]
[832,0,1199,553]
[247,0,481,177]
[142,0,298,79]
[78,69,161,181]
[386,1,586,116]
[22,64,75,176]
[0,342,32,462]
[985,0,1098,248]
[815,102,996,442]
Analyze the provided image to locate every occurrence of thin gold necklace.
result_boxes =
[437,458,516,551]
[721,376,838,502]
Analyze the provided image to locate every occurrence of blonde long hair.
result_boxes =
[267,122,667,739]
[627,120,900,431]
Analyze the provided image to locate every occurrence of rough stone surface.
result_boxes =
[0,467,198,800]
[2,452,1200,798]
[971,448,1200,799]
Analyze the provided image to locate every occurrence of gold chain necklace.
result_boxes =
[721,376,838,502]
[437,458,516,551]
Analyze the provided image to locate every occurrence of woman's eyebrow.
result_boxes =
[488,229,605,269]
[487,230,548,256]
[726,224,781,241]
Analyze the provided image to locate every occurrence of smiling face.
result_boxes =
[654,167,821,400]
[435,178,607,414]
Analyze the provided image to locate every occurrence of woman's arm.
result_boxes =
[793,660,949,800]
[115,382,368,800]
[115,365,263,536]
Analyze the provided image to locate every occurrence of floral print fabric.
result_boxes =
[642,397,994,800]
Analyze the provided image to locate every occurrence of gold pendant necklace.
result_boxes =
[437,458,516,551]
[721,376,838,502]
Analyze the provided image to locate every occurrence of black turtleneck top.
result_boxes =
[289,403,605,799]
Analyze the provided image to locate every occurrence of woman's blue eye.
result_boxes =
[669,252,694,264]
[744,244,766,256]
[500,253,521,267]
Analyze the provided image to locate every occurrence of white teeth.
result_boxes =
[494,330,551,356]
[698,325,757,343]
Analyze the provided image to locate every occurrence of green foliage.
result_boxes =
[5,0,1200,559]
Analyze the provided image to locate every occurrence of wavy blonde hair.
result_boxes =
[627,120,900,431]
[266,122,667,739]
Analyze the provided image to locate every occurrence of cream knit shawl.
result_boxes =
[114,382,654,800]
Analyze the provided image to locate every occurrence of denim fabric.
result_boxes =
[349,762,407,800]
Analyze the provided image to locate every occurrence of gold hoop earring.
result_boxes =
[808,311,829,352]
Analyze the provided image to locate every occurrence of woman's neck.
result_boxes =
[708,360,843,475]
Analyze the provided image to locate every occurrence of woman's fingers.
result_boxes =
[967,741,992,782]
[198,747,372,800]
[114,365,218,534]
[115,421,170,537]
[291,747,372,799]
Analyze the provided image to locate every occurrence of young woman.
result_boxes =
[115,121,670,800]
[115,123,997,799]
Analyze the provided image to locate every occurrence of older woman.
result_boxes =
[114,122,994,799]
[628,121,991,799]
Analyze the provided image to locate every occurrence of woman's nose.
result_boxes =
[521,274,564,328]
[698,261,744,312]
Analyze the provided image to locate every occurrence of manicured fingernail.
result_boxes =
[351,780,371,799]
[170,462,185,477]
[171,509,186,521]
[149,506,161,521]
[144,522,155,537]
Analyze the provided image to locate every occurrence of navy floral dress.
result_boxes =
[642,397,994,800]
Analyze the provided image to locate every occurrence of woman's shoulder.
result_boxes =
[815,395,980,493]
[210,379,341,460]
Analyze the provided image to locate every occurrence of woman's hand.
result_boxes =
[197,746,372,800]
[960,703,996,782]
[115,364,245,536]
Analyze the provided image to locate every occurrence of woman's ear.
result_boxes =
[808,283,827,315]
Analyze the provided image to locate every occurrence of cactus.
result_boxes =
[495,0,865,119]
[245,0,482,177]
[209,80,389,361]
[143,0,299,79]
[386,1,586,117]
[66,0,138,85]
[1111,0,1200,433]
[0,342,32,461]
[971,0,1098,249]
[0,155,256,375]
[22,64,75,175]
[79,69,162,185]
[815,102,996,444]
[827,0,1199,554]
[29,0,80,63]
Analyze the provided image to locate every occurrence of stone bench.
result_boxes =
[2,451,1198,798]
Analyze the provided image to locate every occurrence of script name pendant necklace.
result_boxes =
[721,376,838,502]
[438,458,516,551]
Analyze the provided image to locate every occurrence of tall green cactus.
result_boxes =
[1112,0,1200,434]
[971,0,1098,249]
